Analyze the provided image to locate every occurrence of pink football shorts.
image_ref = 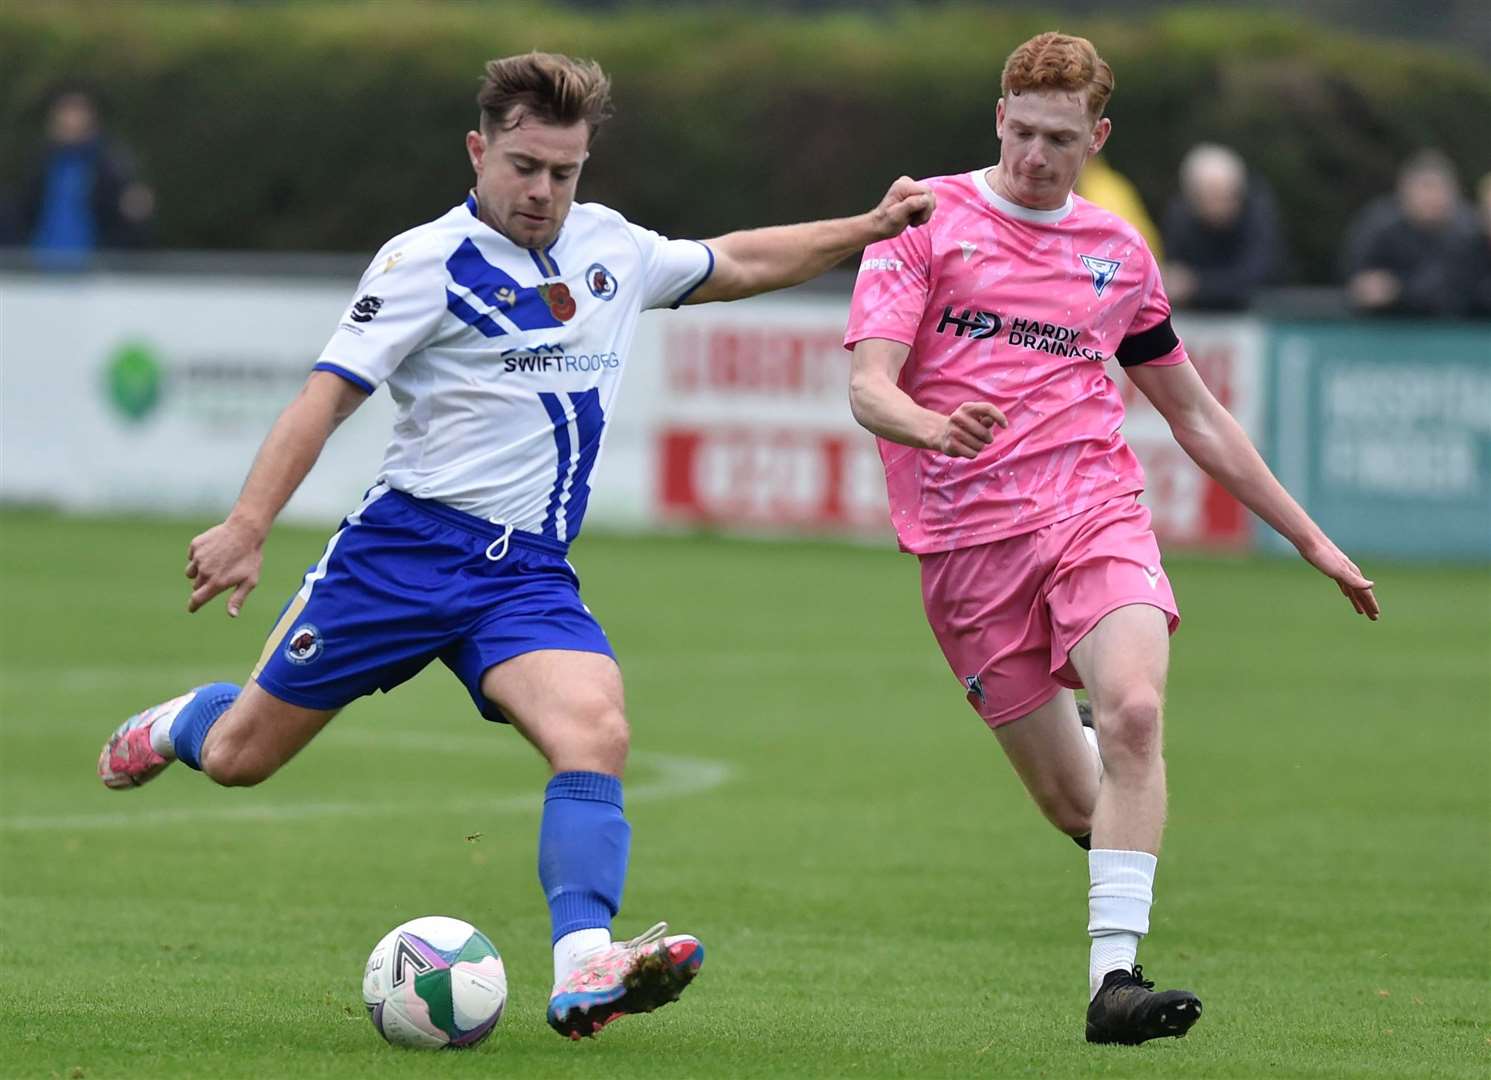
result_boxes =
[918,494,1180,728]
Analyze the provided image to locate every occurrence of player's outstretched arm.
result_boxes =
[683,177,935,304]
[848,338,1007,458]
[186,371,369,617]
[1127,359,1380,620]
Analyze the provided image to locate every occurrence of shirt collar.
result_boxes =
[971,168,1074,223]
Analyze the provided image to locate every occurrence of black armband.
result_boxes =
[1116,317,1181,367]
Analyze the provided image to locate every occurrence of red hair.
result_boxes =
[1000,32,1114,121]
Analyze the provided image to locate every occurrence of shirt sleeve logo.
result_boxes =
[1079,254,1122,297]
[350,295,384,323]
[586,262,619,301]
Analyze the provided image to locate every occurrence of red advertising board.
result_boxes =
[648,306,1261,548]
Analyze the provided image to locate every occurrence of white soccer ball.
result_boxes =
[362,915,507,1049]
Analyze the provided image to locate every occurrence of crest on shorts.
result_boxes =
[1079,254,1121,297]
[963,674,986,703]
[285,623,324,665]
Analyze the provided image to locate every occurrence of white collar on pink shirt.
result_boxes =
[971,168,1075,224]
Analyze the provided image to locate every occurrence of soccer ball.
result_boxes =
[362,916,507,1049]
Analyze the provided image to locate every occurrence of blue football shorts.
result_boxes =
[252,483,614,722]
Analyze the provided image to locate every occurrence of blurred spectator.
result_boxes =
[1160,143,1283,311]
[13,85,156,267]
[1468,172,1491,318]
[1342,148,1479,318]
[1076,153,1163,257]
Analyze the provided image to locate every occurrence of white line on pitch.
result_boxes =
[0,750,731,831]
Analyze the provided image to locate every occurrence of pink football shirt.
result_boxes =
[844,169,1188,554]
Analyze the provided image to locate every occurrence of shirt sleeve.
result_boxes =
[313,241,448,392]
[842,222,933,350]
[1117,242,1187,368]
[626,223,715,310]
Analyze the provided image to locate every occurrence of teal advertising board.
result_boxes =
[1265,321,1491,561]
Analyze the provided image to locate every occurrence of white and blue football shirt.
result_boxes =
[315,194,713,543]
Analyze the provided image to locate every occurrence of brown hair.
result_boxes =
[477,52,613,139]
[1000,32,1114,121]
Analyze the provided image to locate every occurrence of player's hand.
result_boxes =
[868,176,936,239]
[932,401,1008,459]
[185,517,265,617]
[1299,536,1379,621]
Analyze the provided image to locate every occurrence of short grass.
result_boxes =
[1,509,1487,1079]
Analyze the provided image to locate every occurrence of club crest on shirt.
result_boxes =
[1079,254,1121,297]
[537,282,576,321]
[285,624,323,665]
[586,262,618,301]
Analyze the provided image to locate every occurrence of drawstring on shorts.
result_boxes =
[485,524,514,562]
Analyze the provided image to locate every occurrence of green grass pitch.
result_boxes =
[1,509,1487,1079]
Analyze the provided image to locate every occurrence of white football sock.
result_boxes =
[1081,724,1103,779]
[146,690,201,759]
[553,927,612,986]
[1088,848,1157,999]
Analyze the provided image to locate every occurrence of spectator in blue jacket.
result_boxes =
[16,85,156,267]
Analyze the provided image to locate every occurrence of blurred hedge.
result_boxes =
[4,2,1489,283]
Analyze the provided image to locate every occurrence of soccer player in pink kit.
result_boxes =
[844,32,1379,1045]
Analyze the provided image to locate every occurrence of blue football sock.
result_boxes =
[538,771,631,943]
[170,682,241,770]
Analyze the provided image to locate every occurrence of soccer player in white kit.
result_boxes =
[844,32,1379,1045]
[97,52,936,1041]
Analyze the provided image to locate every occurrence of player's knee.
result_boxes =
[547,697,629,773]
[1095,690,1162,763]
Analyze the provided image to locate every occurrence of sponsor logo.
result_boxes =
[501,351,621,375]
[1079,254,1121,297]
[285,623,323,665]
[105,341,165,422]
[958,240,978,262]
[859,256,905,272]
[586,262,618,300]
[1004,316,1107,360]
[963,674,986,703]
[935,306,1002,339]
[350,295,383,323]
[1143,565,1161,589]
[538,282,576,322]
[381,252,405,275]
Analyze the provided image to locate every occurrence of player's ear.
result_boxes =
[994,97,1006,139]
[465,130,486,172]
[1089,117,1112,157]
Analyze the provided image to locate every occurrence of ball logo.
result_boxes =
[285,623,323,665]
[391,934,436,986]
[586,262,618,301]
[538,282,576,322]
